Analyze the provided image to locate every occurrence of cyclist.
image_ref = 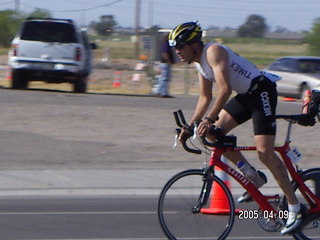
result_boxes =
[169,21,305,235]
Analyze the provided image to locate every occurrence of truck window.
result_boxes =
[20,21,77,43]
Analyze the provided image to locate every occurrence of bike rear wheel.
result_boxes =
[158,169,235,240]
[291,168,320,240]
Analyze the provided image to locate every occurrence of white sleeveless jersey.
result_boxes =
[194,42,280,94]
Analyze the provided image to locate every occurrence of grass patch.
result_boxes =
[93,36,308,67]
[225,43,308,67]
[215,37,305,45]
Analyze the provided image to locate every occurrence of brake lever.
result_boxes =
[192,125,198,141]
[172,128,181,149]
[173,133,179,149]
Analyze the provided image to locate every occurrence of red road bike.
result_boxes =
[158,91,320,240]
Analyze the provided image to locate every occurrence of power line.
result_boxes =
[21,0,125,13]
[0,1,13,7]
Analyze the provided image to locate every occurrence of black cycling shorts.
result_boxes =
[223,76,277,135]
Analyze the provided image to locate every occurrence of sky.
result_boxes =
[0,0,319,32]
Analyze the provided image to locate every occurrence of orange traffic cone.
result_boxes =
[6,66,12,80]
[113,71,122,88]
[282,97,295,102]
[201,157,239,214]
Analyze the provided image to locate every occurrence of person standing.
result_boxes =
[157,33,175,98]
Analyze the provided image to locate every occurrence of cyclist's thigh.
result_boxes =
[251,80,277,136]
[222,94,251,133]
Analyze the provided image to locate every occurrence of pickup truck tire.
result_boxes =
[73,76,87,93]
[11,70,28,89]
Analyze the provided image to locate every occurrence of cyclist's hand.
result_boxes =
[197,119,213,137]
[178,128,193,142]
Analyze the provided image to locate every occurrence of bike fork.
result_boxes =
[192,167,214,213]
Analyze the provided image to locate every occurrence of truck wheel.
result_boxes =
[73,76,87,93]
[11,70,28,89]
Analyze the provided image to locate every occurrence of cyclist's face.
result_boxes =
[175,44,193,63]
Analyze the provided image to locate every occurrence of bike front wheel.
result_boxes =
[158,169,235,240]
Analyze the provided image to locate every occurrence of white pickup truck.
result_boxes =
[8,18,96,93]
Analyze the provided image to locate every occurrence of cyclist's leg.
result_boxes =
[255,134,304,235]
[215,105,268,203]
[254,134,299,205]
[250,77,299,205]
[251,77,303,233]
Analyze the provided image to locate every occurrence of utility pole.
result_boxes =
[148,1,153,28]
[15,0,20,16]
[134,0,141,58]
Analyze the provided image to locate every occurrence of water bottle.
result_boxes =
[237,161,256,180]
[302,90,311,114]
[237,161,266,187]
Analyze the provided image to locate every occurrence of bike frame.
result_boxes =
[209,120,320,214]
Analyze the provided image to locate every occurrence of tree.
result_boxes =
[27,8,52,19]
[90,15,117,36]
[306,18,320,56]
[0,9,53,47]
[144,25,160,35]
[0,10,21,47]
[237,14,268,38]
[274,26,289,33]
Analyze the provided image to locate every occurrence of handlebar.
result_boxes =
[173,110,201,154]
[200,131,237,148]
[173,110,237,154]
[174,128,202,154]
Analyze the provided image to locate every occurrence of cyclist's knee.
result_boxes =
[215,110,238,134]
[257,150,280,167]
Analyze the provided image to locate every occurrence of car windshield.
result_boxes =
[297,59,320,73]
[20,21,77,43]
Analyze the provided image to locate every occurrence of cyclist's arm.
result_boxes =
[204,44,232,122]
[179,73,212,142]
[189,72,213,125]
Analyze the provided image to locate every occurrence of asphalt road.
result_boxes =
[0,197,298,240]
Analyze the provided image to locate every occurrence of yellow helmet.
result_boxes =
[168,21,202,48]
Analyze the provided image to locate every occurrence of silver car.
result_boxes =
[265,56,320,99]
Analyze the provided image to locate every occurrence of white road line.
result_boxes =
[18,237,308,240]
[0,211,160,215]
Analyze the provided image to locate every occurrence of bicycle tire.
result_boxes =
[158,169,235,240]
[290,168,320,240]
